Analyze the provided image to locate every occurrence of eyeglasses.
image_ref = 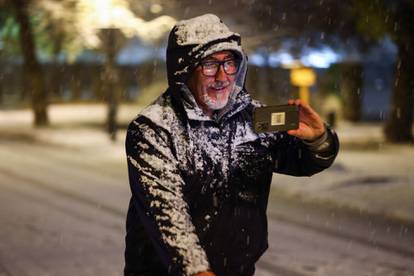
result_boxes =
[200,59,239,77]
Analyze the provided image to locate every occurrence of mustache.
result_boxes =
[208,81,231,89]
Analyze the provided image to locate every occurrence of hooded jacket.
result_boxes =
[124,14,339,276]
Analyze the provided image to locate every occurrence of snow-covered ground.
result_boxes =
[272,145,414,222]
[1,103,414,223]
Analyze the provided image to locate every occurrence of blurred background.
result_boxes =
[0,0,413,275]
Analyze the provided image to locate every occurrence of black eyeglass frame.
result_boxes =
[199,59,240,77]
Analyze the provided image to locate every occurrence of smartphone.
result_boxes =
[253,104,299,133]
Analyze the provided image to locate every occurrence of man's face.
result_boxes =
[187,51,238,116]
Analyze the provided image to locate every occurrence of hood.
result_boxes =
[166,14,249,121]
[166,14,247,88]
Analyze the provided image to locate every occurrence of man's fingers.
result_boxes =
[287,129,298,136]
[293,99,313,114]
[287,99,323,127]
[288,99,313,116]
[288,99,303,107]
[285,100,325,140]
[302,104,316,115]
[288,99,296,105]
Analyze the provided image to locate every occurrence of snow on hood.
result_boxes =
[174,14,236,47]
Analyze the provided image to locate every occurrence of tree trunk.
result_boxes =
[383,44,414,143]
[0,76,3,106]
[12,0,49,126]
[51,33,64,102]
[340,62,363,122]
[101,28,120,142]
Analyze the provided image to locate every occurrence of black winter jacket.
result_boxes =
[124,14,339,276]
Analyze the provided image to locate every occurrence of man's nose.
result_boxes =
[215,64,227,81]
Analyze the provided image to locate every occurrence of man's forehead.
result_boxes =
[203,51,235,61]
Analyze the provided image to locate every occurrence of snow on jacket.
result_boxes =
[124,14,339,276]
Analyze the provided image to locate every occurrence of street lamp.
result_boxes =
[290,66,316,104]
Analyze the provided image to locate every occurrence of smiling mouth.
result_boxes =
[210,85,228,92]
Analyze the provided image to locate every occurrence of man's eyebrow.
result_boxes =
[203,54,235,62]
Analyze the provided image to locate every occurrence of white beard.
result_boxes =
[202,92,228,110]
[202,82,234,110]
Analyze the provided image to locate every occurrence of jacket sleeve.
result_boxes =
[125,116,210,276]
[270,125,340,176]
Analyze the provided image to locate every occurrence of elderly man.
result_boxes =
[124,14,339,276]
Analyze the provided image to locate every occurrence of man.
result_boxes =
[125,14,339,276]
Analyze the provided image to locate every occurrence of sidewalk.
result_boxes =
[1,104,414,223]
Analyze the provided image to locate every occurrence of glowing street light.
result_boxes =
[290,67,316,104]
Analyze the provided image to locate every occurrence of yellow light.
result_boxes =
[290,67,316,87]
[150,4,163,14]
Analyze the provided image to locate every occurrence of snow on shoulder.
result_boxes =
[138,94,177,133]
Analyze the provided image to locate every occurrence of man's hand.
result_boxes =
[286,99,326,141]
[193,272,216,276]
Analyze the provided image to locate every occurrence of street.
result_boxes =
[0,130,413,276]
[1,0,414,274]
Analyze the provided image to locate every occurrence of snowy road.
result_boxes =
[257,195,414,275]
[0,135,413,276]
